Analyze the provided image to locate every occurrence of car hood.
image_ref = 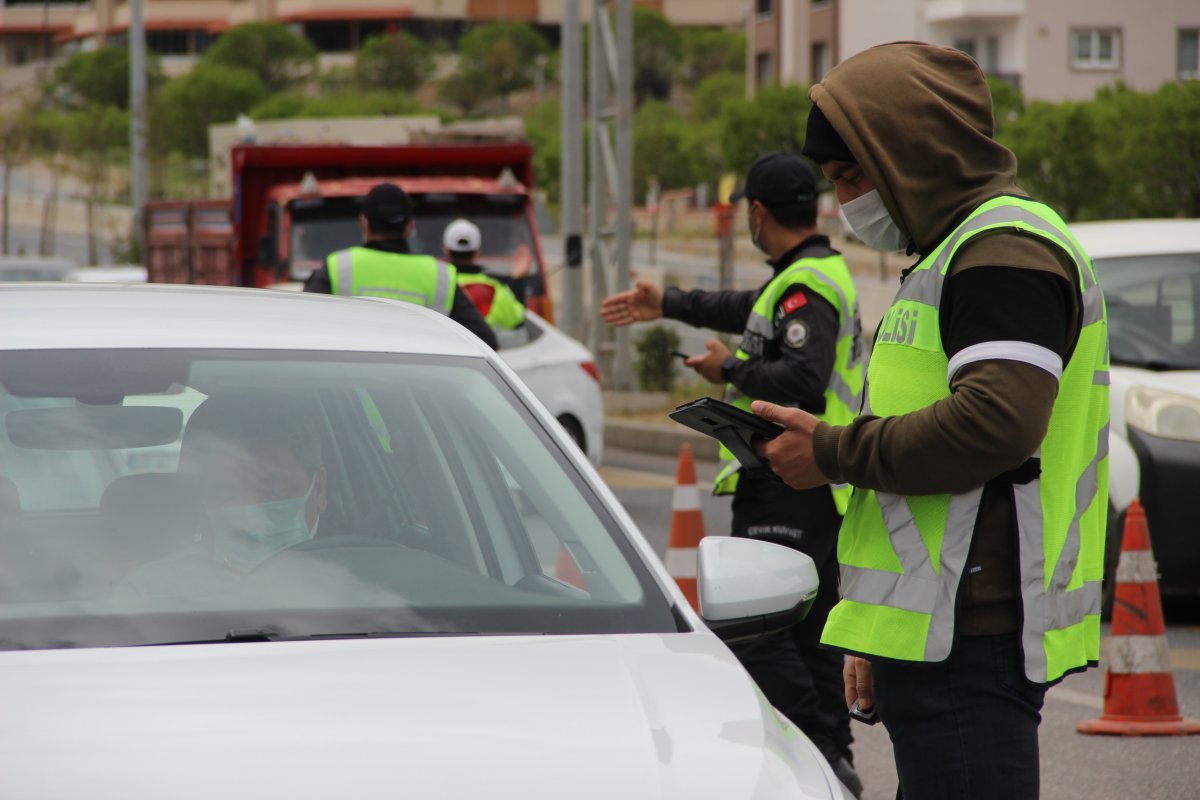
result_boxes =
[0,633,838,799]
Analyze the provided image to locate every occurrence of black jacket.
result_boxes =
[304,240,498,349]
[661,235,841,412]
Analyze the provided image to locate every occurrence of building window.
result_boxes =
[811,0,830,8]
[1071,28,1121,70]
[1180,29,1199,80]
[953,38,977,60]
[811,42,830,81]
[146,31,191,56]
[984,36,1000,73]
[756,0,773,20]
[755,52,774,88]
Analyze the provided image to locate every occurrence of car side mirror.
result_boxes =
[696,536,819,644]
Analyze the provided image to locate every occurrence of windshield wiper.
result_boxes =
[139,630,522,647]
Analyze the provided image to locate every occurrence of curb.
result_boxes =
[604,417,720,462]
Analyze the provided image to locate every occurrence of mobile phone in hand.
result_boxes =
[671,350,691,361]
[849,700,879,725]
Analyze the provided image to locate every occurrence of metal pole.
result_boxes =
[588,1,607,363]
[559,0,584,341]
[611,0,633,390]
[130,0,149,257]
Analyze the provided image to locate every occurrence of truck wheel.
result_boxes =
[1101,500,1124,620]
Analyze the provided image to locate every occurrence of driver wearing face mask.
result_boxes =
[117,398,327,598]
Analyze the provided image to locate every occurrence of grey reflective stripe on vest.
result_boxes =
[900,203,1099,312]
[839,488,982,661]
[828,370,861,410]
[787,265,860,346]
[432,260,453,312]
[334,250,354,296]
[1015,422,1108,682]
[745,311,774,339]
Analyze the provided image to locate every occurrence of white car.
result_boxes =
[1071,219,1200,599]
[0,284,846,799]
[496,311,604,465]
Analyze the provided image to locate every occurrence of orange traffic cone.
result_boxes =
[555,546,587,591]
[665,442,706,611]
[1077,499,1200,736]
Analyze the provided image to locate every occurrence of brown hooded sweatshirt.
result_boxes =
[808,43,1082,635]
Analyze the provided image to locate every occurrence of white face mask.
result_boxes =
[209,474,318,574]
[839,189,907,252]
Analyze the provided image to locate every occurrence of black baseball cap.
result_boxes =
[362,182,413,226]
[730,152,818,205]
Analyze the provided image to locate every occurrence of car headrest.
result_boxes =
[0,476,20,516]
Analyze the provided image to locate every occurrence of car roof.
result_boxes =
[1070,219,1200,259]
[0,283,491,356]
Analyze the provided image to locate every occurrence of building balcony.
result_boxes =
[924,0,1022,23]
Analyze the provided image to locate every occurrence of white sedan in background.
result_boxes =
[1071,219,1200,601]
[0,284,846,799]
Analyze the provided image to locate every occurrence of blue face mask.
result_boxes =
[209,474,317,574]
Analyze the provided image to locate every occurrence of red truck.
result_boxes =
[144,141,553,320]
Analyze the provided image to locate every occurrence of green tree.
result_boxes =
[1003,99,1107,221]
[986,75,1024,137]
[158,64,269,158]
[691,71,744,121]
[200,22,317,93]
[356,31,435,93]
[438,71,491,117]
[718,84,812,174]
[680,28,745,87]
[632,6,683,104]
[457,22,550,111]
[250,91,422,120]
[633,101,703,200]
[50,46,163,110]
[524,98,562,208]
[634,324,682,392]
[1093,81,1200,217]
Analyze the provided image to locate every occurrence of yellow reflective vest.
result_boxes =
[821,196,1109,685]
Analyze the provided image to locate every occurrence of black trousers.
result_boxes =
[726,472,851,766]
[872,634,1047,800]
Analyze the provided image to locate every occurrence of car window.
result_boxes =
[0,349,677,650]
[1096,253,1200,370]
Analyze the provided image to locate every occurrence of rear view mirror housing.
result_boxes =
[695,536,819,644]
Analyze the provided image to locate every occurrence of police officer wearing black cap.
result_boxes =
[304,183,497,348]
[600,152,865,796]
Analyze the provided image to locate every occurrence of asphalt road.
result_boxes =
[599,446,1200,800]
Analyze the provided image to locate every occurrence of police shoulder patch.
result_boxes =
[784,319,809,348]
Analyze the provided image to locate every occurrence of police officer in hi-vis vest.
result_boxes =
[303,183,497,350]
[600,152,866,797]
[442,218,527,333]
[754,43,1108,800]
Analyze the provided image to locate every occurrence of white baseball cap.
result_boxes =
[443,219,482,253]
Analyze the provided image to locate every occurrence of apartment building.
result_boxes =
[0,0,743,67]
[748,0,1200,100]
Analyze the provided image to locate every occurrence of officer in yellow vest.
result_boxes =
[753,44,1108,800]
[303,183,497,349]
[442,218,526,332]
[600,152,865,797]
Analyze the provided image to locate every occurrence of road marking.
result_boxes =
[599,467,678,490]
[1170,648,1200,672]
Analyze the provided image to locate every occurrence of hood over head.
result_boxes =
[808,41,1023,254]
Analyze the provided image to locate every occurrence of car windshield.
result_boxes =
[1096,252,1200,370]
[0,349,678,650]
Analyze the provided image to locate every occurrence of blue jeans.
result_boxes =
[872,634,1047,800]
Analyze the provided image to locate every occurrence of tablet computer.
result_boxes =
[669,397,784,473]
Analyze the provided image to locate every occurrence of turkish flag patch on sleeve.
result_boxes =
[781,291,808,316]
